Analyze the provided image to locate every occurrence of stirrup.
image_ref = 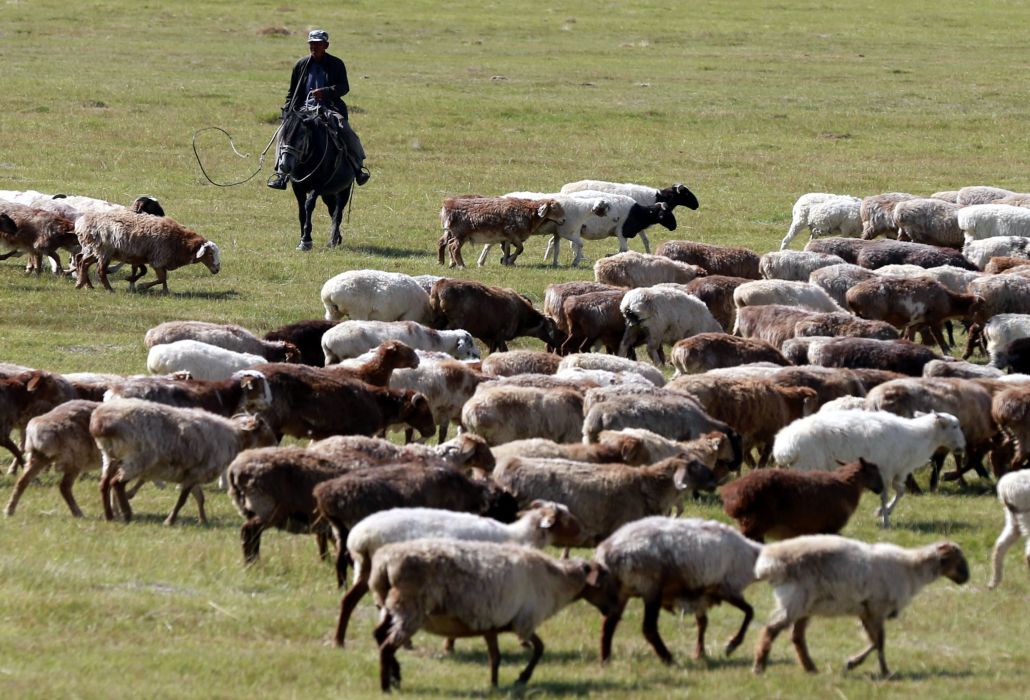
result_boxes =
[267,173,288,190]
[355,167,371,186]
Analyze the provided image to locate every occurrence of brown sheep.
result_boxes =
[655,240,761,279]
[560,289,628,355]
[671,333,790,375]
[438,196,565,268]
[0,200,77,275]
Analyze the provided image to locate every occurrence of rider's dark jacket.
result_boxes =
[283,53,349,118]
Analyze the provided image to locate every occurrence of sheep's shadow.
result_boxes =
[168,289,241,301]
[896,519,974,534]
[345,243,428,259]
[402,676,631,698]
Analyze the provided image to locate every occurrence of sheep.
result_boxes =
[803,237,873,264]
[327,340,421,387]
[335,502,584,647]
[733,304,822,349]
[772,409,966,527]
[493,455,717,545]
[74,210,220,293]
[733,279,843,314]
[670,333,790,375]
[618,285,722,365]
[983,314,1030,367]
[923,358,1003,379]
[310,433,496,474]
[768,365,866,407]
[990,385,1030,474]
[793,313,900,342]
[146,340,267,381]
[0,200,78,275]
[557,290,630,355]
[104,369,270,418]
[596,429,736,475]
[320,269,433,323]
[859,192,915,240]
[780,193,861,250]
[460,384,583,445]
[62,372,126,402]
[0,368,78,472]
[4,400,101,517]
[809,337,942,376]
[889,198,964,247]
[752,535,969,676]
[855,239,977,271]
[91,398,276,524]
[996,337,1030,374]
[558,352,665,386]
[144,321,300,363]
[682,274,752,331]
[931,190,960,203]
[429,277,564,353]
[807,263,880,309]
[369,539,614,691]
[261,320,339,366]
[986,256,1030,273]
[480,350,560,377]
[965,275,1030,358]
[988,469,1030,589]
[655,240,761,279]
[958,203,1030,242]
[594,251,705,288]
[490,433,649,465]
[759,250,847,282]
[963,236,1030,270]
[866,377,998,489]
[438,196,565,267]
[389,357,486,443]
[994,193,1030,208]
[956,185,1016,206]
[321,320,479,364]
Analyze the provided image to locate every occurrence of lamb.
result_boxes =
[0,200,78,275]
[807,263,880,309]
[335,502,584,647]
[618,285,722,365]
[956,185,1016,206]
[146,340,268,381]
[809,337,942,376]
[594,516,761,663]
[320,269,433,323]
[460,385,584,445]
[682,274,752,331]
[493,455,717,545]
[543,191,678,263]
[803,237,873,264]
[558,352,665,387]
[480,350,560,377]
[983,313,1030,367]
[144,321,300,363]
[990,385,1030,474]
[74,209,220,293]
[780,193,862,250]
[957,203,1030,242]
[490,433,649,465]
[388,357,486,442]
[759,250,847,281]
[752,535,969,676]
[596,429,737,473]
[321,320,479,364]
[91,398,277,524]
[963,236,1030,270]
[655,240,761,279]
[859,192,915,240]
[855,239,977,271]
[670,333,790,375]
[429,278,564,353]
[594,251,706,287]
[262,320,339,366]
[889,198,964,247]
[988,469,1030,589]
[772,409,966,526]
[438,196,565,267]
[4,400,101,517]
[369,539,614,691]
[733,279,843,314]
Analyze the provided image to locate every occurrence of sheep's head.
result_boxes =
[439,433,495,472]
[195,240,221,274]
[402,391,437,439]
[935,542,970,584]
[575,561,621,617]
[232,413,279,449]
[852,457,884,495]
[656,203,678,232]
[379,340,420,371]
[527,315,567,350]
[0,212,18,235]
[130,195,165,217]
[452,331,481,360]
[525,500,582,547]
[477,479,519,524]
[235,370,272,412]
[671,457,718,493]
[538,200,566,226]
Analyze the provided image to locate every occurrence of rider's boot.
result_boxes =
[267,172,289,190]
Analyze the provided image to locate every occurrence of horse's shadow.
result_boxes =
[345,243,429,259]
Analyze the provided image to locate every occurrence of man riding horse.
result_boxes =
[268,29,370,190]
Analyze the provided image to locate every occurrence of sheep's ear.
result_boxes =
[25,372,42,392]
[912,410,928,418]
[584,562,604,587]
[537,202,550,218]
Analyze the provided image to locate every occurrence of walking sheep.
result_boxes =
[988,469,1030,589]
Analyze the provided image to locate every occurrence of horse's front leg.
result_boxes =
[326,189,348,248]
[295,187,317,250]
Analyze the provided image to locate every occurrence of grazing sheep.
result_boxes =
[490,433,648,465]
[656,240,761,279]
[956,185,1016,206]
[329,340,421,387]
[772,409,966,526]
[803,237,873,264]
[263,320,339,366]
[74,210,220,293]
[682,274,752,331]
[594,251,705,288]
[542,281,621,351]
[759,250,846,282]
[963,236,1030,270]
[438,196,566,267]
[619,285,722,365]
[780,193,861,250]
[389,357,486,443]
[558,353,664,386]
[480,350,560,377]
[595,517,761,663]
[855,239,978,271]
[958,203,1030,242]
[369,539,614,691]
[733,279,843,314]
[321,320,479,364]
[671,333,790,375]
[146,340,267,381]
[988,469,1030,589]
[809,336,942,377]
[597,429,736,475]
[890,198,964,248]
[965,275,1030,358]
[557,290,631,356]
[733,304,821,349]
[144,321,300,363]
[320,270,433,323]
[752,536,969,676]
[768,365,866,407]
[859,193,915,240]
[460,384,584,445]
[92,398,277,524]
[794,313,900,341]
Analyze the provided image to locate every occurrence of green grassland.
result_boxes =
[1,0,1029,697]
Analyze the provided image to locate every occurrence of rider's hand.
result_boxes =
[311,88,326,100]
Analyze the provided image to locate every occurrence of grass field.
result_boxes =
[2,0,1030,697]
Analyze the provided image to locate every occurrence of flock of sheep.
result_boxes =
[4,179,1030,691]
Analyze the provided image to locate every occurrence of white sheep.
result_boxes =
[146,340,267,381]
[808,263,880,308]
[753,535,970,677]
[772,409,966,527]
[321,320,479,364]
[732,279,844,315]
[958,204,1030,242]
[780,193,861,250]
[334,502,583,646]
[956,185,1016,206]
[554,366,652,388]
[962,236,1030,270]
[460,384,584,445]
[983,314,1030,367]
[619,285,722,365]
[320,269,433,323]
[594,516,761,663]
[759,250,847,281]
[988,469,1030,589]
[594,250,705,287]
[388,356,485,443]
[860,192,915,240]
[143,321,299,363]
[891,198,964,247]
[558,352,665,386]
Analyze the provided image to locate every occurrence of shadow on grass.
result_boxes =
[897,519,974,534]
[403,676,632,698]
[888,667,974,681]
[346,243,430,259]
[169,289,241,301]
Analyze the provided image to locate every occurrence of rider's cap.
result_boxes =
[308,29,329,43]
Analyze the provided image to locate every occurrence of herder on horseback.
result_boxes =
[267,29,370,191]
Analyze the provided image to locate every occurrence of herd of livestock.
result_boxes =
[4,180,1030,691]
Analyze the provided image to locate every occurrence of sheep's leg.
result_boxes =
[694,613,708,660]
[126,264,148,292]
[752,614,790,674]
[1,434,25,474]
[484,632,502,687]
[112,477,133,522]
[790,617,817,673]
[846,615,887,677]
[191,485,207,525]
[514,633,544,685]
[96,254,115,293]
[335,576,370,647]
[945,320,955,348]
[5,455,47,516]
[125,478,147,499]
[58,470,85,518]
[928,324,950,355]
[334,532,353,587]
[756,444,773,470]
[74,253,96,289]
[962,324,981,360]
[780,219,804,250]
[721,591,755,657]
[988,508,1021,589]
[880,476,907,528]
[316,531,332,561]
[641,597,674,664]
[99,466,117,521]
[137,267,169,295]
[616,235,629,253]
[505,239,524,266]
[877,485,891,528]
[240,516,266,564]
[477,243,493,267]
[450,239,467,268]
[599,599,627,663]
[164,482,195,526]
[375,610,404,692]
[46,252,64,277]
[639,230,651,254]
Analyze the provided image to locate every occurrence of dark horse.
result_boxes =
[277,106,355,250]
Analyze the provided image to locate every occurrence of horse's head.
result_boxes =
[277,108,322,176]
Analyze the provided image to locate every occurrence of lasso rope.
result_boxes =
[192,124,282,187]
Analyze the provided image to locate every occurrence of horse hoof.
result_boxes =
[327,239,341,249]
[296,241,312,251]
